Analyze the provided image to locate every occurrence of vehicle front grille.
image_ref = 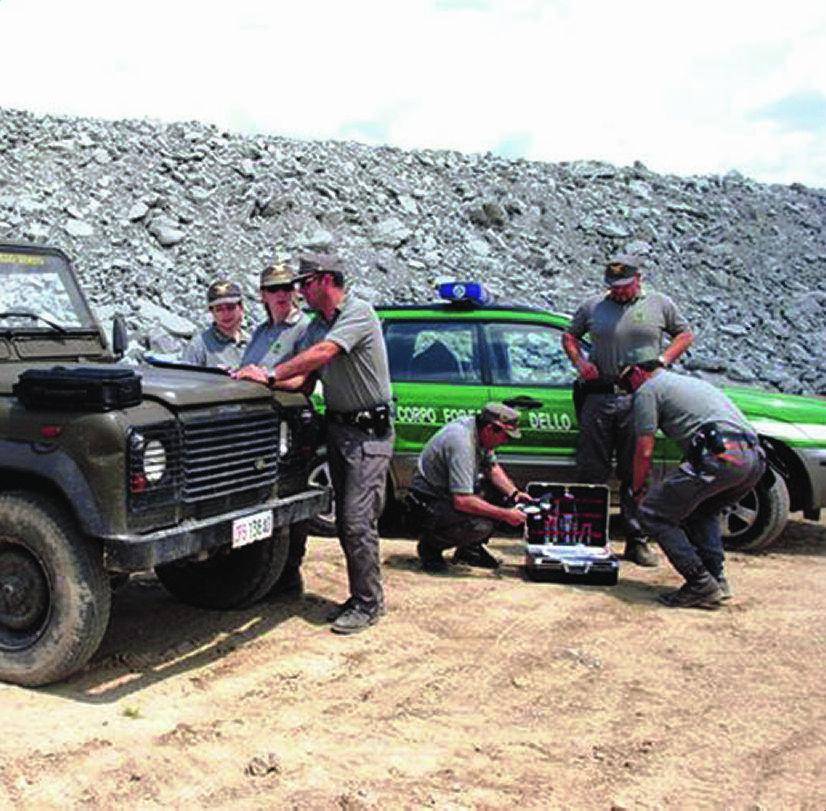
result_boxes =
[180,408,279,504]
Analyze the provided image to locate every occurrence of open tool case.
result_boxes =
[523,482,618,584]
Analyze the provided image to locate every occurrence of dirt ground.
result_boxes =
[1,519,825,810]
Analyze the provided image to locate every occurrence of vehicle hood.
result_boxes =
[726,385,826,444]
[0,362,272,409]
[138,365,273,409]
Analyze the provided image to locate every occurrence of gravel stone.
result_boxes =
[0,107,823,394]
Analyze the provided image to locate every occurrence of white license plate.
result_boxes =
[231,509,273,548]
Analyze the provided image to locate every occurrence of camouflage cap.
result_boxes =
[260,263,295,288]
[293,252,344,282]
[604,253,643,287]
[207,279,243,307]
[481,402,522,439]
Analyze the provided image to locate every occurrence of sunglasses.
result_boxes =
[262,284,294,293]
[297,274,322,289]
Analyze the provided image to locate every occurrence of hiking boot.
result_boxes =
[331,605,381,635]
[452,542,500,569]
[325,597,386,623]
[623,538,659,568]
[716,575,733,601]
[417,540,448,573]
[658,572,723,609]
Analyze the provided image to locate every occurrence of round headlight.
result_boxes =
[143,439,167,483]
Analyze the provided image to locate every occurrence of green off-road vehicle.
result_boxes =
[0,244,329,687]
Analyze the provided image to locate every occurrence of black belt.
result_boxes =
[581,379,624,395]
[409,488,438,505]
[327,403,391,429]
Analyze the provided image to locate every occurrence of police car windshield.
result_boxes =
[0,250,95,330]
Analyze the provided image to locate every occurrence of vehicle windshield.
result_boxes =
[0,249,96,330]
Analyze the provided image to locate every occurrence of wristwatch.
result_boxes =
[266,370,278,388]
[658,354,670,368]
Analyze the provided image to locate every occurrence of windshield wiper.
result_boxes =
[0,310,68,333]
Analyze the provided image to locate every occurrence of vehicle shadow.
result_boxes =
[43,576,340,705]
[758,518,826,557]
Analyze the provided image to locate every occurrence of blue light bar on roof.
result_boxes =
[437,281,495,306]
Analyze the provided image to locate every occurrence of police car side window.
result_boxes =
[484,323,577,387]
[384,321,481,383]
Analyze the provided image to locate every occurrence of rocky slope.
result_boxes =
[0,107,824,394]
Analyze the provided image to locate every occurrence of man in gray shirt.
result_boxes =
[235,253,393,635]
[622,350,765,608]
[562,254,694,567]
[410,403,528,573]
[181,279,247,367]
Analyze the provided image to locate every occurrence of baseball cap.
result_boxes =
[260,263,295,288]
[293,252,344,283]
[604,254,642,287]
[481,402,522,439]
[207,279,243,307]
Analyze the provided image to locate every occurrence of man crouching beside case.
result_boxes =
[409,403,528,573]
[621,349,765,608]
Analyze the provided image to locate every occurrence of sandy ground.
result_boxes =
[1,519,825,810]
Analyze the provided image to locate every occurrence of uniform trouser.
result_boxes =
[418,497,495,552]
[282,522,309,574]
[327,422,394,613]
[638,448,765,580]
[576,392,641,539]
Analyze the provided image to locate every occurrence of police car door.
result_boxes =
[384,319,487,491]
[481,321,579,486]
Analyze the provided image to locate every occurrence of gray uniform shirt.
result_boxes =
[411,416,496,499]
[181,324,247,367]
[633,370,753,451]
[241,309,310,367]
[298,295,392,412]
[569,290,690,380]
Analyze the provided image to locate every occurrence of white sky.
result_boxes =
[1,0,825,188]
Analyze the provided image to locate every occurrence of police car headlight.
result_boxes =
[279,420,291,456]
[143,439,167,483]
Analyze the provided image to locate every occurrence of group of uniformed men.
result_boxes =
[183,250,765,628]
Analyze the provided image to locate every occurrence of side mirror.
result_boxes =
[112,314,128,360]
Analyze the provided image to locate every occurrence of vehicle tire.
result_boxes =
[0,493,111,687]
[720,470,790,552]
[155,526,290,609]
[307,456,337,537]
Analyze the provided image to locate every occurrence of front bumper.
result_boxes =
[797,447,826,512]
[102,487,332,572]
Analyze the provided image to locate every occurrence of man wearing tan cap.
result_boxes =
[182,279,247,367]
[234,252,394,636]
[408,403,529,573]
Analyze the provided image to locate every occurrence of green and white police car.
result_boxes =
[309,282,826,551]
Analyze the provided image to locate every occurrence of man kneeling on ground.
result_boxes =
[409,403,528,573]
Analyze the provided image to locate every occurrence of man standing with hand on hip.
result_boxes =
[562,254,694,567]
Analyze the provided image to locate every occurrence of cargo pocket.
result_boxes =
[361,438,394,517]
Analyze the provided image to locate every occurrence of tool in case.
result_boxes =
[523,481,618,584]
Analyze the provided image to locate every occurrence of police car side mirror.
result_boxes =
[112,314,128,360]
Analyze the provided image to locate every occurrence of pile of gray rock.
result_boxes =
[1,107,824,394]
